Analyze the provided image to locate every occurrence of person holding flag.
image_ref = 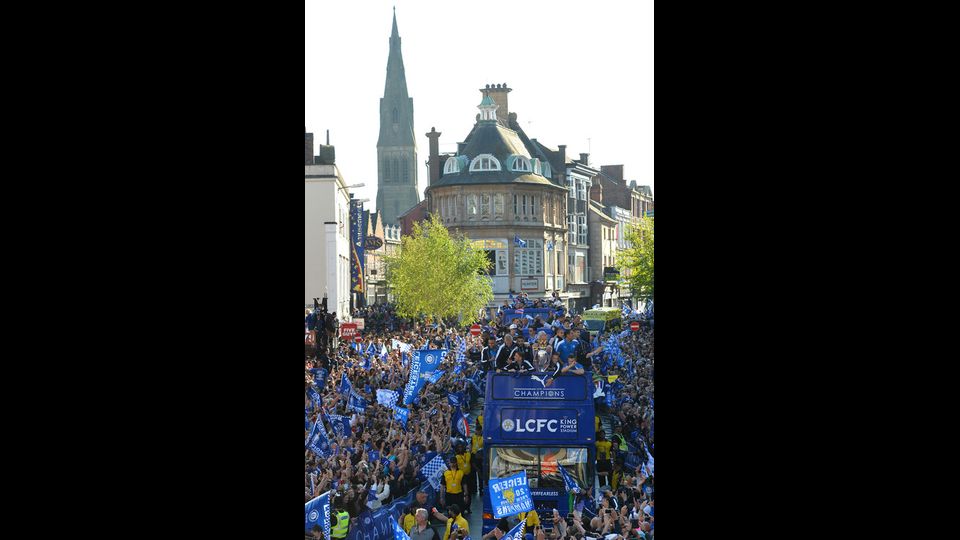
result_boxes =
[430,504,469,540]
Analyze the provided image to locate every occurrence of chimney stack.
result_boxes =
[558,144,566,167]
[426,127,442,186]
[304,130,314,165]
[480,83,512,126]
[579,153,589,166]
[591,182,603,203]
[601,165,624,183]
[326,130,330,145]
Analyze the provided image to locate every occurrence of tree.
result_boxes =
[384,214,493,323]
[618,217,654,299]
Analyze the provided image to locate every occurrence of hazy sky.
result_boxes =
[305,0,654,211]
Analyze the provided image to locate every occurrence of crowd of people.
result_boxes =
[305,296,654,540]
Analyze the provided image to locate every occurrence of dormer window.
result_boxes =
[542,161,552,178]
[509,155,531,172]
[469,154,502,172]
[531,158,542,175]
[444,157,460,174]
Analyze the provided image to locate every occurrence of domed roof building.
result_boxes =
[423,84,572,308]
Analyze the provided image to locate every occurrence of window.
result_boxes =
[578,215,587,245]
[532,158,541,175]
[568,215,576,244]
[392,158,399,182]
[510,155,531,172]
[577,180,587,201]
[494,193,504,216]
[392,108,398,123]
[481,194,491,216]
[567,175,575,198]
[532,196,540,219]
[513,239,543,276]
[467,194,478,218]
[522,195,527,216]
[402,157,409,183]
[469,154,501,172]
[444,157,460,174]
[514,194,518,217]
[542,161,552,179]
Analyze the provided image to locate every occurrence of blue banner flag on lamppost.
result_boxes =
[488,471,534,518]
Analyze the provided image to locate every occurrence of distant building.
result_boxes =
[305,129,352,317]
[375,9,420,226]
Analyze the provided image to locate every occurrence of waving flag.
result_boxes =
[489,471,534,518]
[402,349,446,405]
[376,389,399,407]
[447,392,463,408]
[558,462,581,494]
[347,392,367,413]
[304,491,331,537]
[311,368,328,388]
[425,370,445,384]
[365,342,376,356]
[306,385,322,408]
[420,454,448,490]
[380,346,389,362]
[390,515,411,540]
[328,414,351,439]
[363,354,372,370]
[306,418,331,457]
[392,405,409,428]
[514,234,527,248]
[503,519,526,540]
[452,405,470,438]
[339,373,352,395]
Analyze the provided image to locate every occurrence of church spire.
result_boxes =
[391,6,398,39]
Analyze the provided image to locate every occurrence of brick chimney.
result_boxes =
[579,153,589,166]
[601,165,624,183]
[591,182,603,203]
[426,127,441,186]
[480,83,511,126]
[558,144,567,167]
[304,129,314,165]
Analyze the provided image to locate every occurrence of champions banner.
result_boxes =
[402,349,447,405]
[489,470,534,518]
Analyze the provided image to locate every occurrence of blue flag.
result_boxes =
[363,354,372,370]
[306,418,331,457]
[447,392,463,407]
[426,369,445,384]
[452,405,470,438]
[306,385,322,408]
[558,462,581,494]
[392,406,409,428]
[390,515,411,540]
[377,389,399,407]
[339,373,352,395]
[305,491,331,536]
[347,392,367,413]
[503,520,525,540]
[402,349,446,405]
[329,414,351,439]
[420,454,448,490]
[366,342,375,356]
[489,471,534,518]
[311,368,328,388]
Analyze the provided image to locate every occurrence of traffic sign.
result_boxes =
[354,335,363,343]
[470,324,482,337]
[340,323,358,338]
[630,321,640,332]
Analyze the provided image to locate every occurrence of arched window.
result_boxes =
[532,158,542,175]
[402,157,409,183]
[469,154,502,172]
[481,194,491,216]
[444,157,460,174]
[494,194,504,216]
[509,155,531,172]
[392,158,399,182]
[542,161,552,179]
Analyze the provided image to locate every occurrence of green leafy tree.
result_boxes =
[618,217,654,299]
[384,214,493,323]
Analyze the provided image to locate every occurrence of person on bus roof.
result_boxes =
[559,355,585,376]
[503,349,534,373]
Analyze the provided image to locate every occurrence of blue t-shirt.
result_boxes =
[556,339,580,362]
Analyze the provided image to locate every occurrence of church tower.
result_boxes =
[376,8,419,226]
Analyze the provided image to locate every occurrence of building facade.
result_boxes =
[305,129,352,318]
[423,85,570,309]
[375,10,420,226]
[587,199,620,308]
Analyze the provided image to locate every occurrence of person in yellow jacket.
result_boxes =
[431,504,469,540]
[441,459,465,516]
[330,497,350,539]
[518,508,540,529]
[401,507,416,534]
[455,444,473,514]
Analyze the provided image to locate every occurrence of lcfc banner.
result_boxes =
[350,200,367,294]
[489,471,534,518]
[497,408,581,442]
[402,349,447,405]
